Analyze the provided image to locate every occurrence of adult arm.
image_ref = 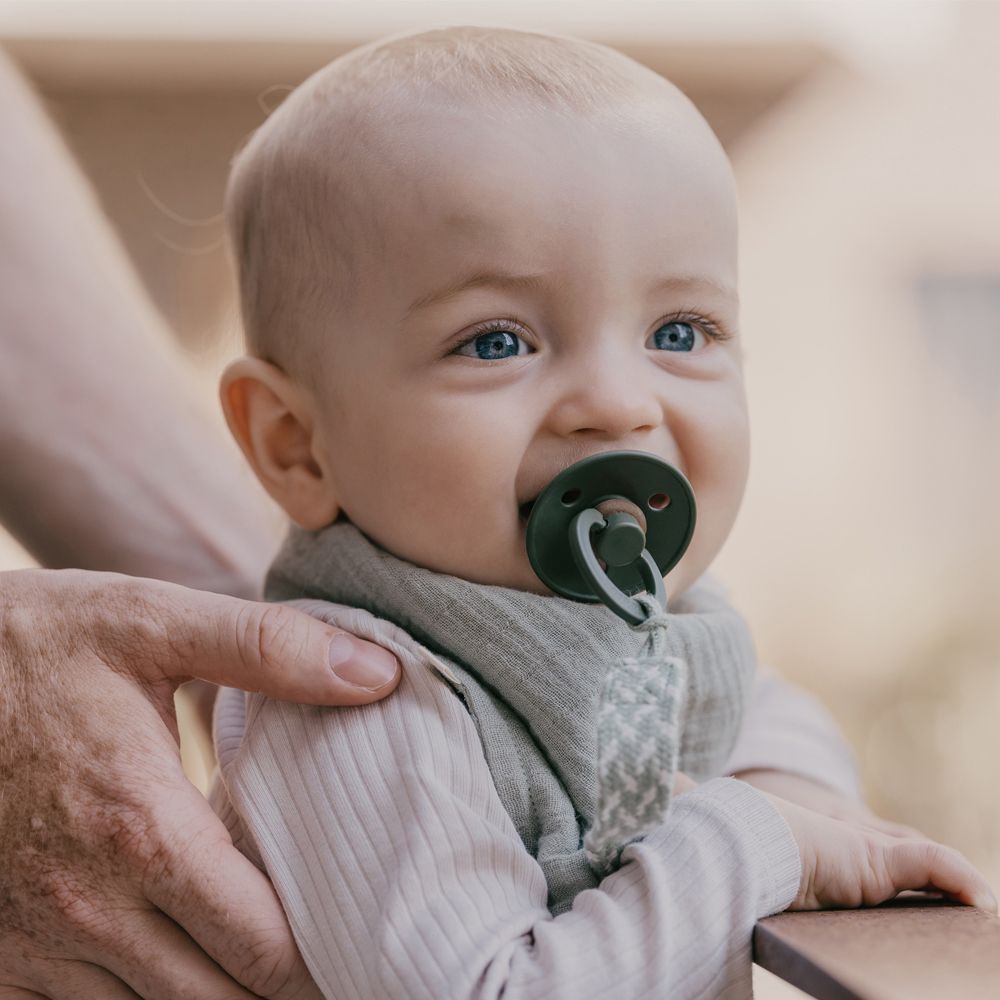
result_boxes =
[688,574,864,802]
[0,46,276,596]
[215,600,802,1000]
[723,665,865,801]
[722,672,925,837]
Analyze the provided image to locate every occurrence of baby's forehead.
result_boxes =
[335,74,712,170]
[403,101,726,221]
[292,87,736,307]
[319,85,731,227]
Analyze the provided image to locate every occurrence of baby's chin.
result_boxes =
[436,547,555,594]
[335,509,543,591]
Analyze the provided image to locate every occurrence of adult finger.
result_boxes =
[27,963,139,1000]
[0,989,48,999]
[142,790,322,999]
[887,840,998,912]
[81,570,401,705]
[71,904,261,1000]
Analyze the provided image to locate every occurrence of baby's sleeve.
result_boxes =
[213,601,802,1000]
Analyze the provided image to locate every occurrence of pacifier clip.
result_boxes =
[524,451,696,875]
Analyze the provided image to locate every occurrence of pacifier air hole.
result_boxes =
[561,488,581,506]
[648,493,671,511]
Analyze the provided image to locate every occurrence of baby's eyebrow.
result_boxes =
[405,270,547,316]
[404,269,737,317]
[650,274,739,304]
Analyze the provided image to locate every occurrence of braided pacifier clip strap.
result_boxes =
[583,593,689,876]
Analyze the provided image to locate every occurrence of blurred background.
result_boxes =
[1,1,997,994]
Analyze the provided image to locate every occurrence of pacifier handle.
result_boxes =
[569,508,666,625]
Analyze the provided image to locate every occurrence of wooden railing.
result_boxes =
[753,892,1000,999]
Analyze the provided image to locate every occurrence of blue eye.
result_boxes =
[648,321,705,352]
[455,328,532,361]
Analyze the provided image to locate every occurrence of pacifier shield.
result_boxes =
[524,450,696,603]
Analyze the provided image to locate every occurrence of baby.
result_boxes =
[209,24,997,1000]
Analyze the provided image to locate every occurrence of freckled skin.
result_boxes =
[0,575,183,961]
[0,571,340,997]
[302,91,749,602]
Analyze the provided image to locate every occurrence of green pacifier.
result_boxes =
[524,450,696,625]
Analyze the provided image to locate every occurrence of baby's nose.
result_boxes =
[548,366,662,439]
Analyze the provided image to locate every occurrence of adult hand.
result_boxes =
[0,567,401,999]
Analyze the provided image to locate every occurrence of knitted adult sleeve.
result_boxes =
[723,666,864,801]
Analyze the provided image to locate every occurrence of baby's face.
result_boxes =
[306,95,748,599]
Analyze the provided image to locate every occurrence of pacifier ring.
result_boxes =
[569,508,667,625]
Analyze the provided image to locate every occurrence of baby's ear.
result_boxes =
[220,357,340,529]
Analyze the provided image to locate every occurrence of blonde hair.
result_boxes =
[225,24,695,377]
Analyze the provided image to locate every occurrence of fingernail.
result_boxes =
[329,634,398,689]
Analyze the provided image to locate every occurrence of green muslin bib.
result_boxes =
[266,520,757,916]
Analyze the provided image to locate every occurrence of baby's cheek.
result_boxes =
[358,427,506,559]
[688,402,749,507]
[674,439,747,578]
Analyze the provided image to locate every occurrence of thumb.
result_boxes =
[100,574,401,705]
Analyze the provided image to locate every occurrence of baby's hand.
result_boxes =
[673,770,698,796]
[760,791,999,914]
[734,767,926,840]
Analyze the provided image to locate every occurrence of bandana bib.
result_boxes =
[266,520,757,915]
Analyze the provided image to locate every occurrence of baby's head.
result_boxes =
[221,24,748,600]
